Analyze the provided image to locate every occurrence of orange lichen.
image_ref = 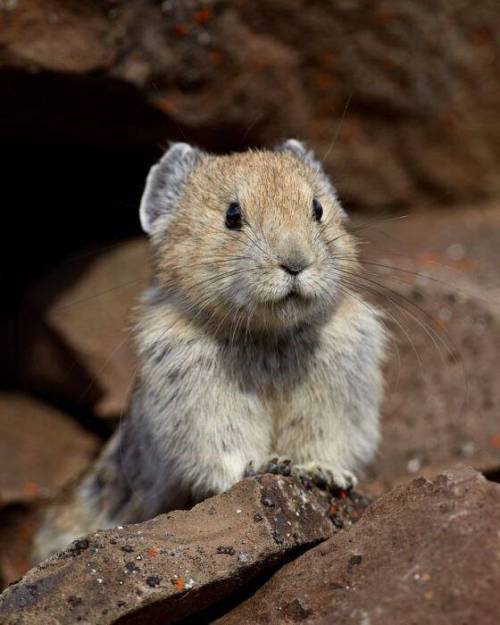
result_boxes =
[193,8,212,24]
[312,71,336,91]
[22,482,39,497]
[490,434,500,449]
[174,23,188,37]
[147,546,159,558]
[374,7,394,25]
[172,577,185,591]
[152,97,174,115]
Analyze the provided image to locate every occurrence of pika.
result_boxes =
[34,140,386,561]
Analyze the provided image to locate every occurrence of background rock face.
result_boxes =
[364,203,500,490]
[0,393,98,505]
[1,0,499,210]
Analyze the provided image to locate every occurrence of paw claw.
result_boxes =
[259,456,293,477]
[244,460,256,477]
[290,462,357,492]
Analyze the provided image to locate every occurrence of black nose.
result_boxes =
[280,263,305,276]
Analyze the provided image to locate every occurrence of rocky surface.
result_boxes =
[1,0,499,209]
[29,239,150,419]
[0,504,42,589]
[0,393,99,505]
[215,468,500,625]
[361,203,500,491]
[0,474,360,624]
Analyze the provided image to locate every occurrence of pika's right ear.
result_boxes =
[139,143,203,234]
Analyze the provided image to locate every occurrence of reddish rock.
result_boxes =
[0,393,99,505]
[29,239,150,418]
[1,0,499,209]
[357,203,500,491]
[0,504,42,590]
[2,311,101,409]
[0,475,337,625]
[215,468,500,625]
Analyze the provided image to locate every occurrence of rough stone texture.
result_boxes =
[29,239,150,418]
[1,0,499,209]
[360,202,500,491]
[0,504,42,589]
[0,475,340,625]
[215,468,500,625]
[0,393,99,505]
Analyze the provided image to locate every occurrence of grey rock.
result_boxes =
[0,475,336,625]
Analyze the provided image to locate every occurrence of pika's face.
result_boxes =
[142,142,358,333]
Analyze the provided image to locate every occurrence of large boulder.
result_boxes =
[0,475,365,625]
[215,468,500,625]
[1,0,499,209]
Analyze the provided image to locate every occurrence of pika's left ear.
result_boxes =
[139,142,204,234]
[275,139,345,216]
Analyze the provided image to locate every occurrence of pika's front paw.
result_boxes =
[244,456,292,478]
[291,462,357,492]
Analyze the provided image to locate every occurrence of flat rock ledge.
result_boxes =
[0,474,359,625]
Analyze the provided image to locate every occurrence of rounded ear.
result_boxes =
[275,138,346,218]
[275,138,309,160]
[139,142,204,234]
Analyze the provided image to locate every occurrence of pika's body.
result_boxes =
[34,141,386,561]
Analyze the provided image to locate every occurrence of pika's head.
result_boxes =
[140,140,358,334]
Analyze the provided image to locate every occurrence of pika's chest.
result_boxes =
[228,340,318,399]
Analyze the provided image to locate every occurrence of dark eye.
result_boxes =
[225,202,243,229]
[312,198,323,222]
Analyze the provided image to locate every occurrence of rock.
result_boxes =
[0,0,114,74]
[29,239,150,418]
[0,475,342,625]
[357,203,500,491]
[2,311,101,409]
[0,504,42,590]
[215,468,500,625]
[0,393,99,505]
[1,0,499,210]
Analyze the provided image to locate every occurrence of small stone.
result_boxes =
[407,458,422,474]
[261,495,275,507]
[146,576,161,588]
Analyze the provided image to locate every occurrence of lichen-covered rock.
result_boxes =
[1,0,499,209]
[215,468,500,625]
[0,475,345,625]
